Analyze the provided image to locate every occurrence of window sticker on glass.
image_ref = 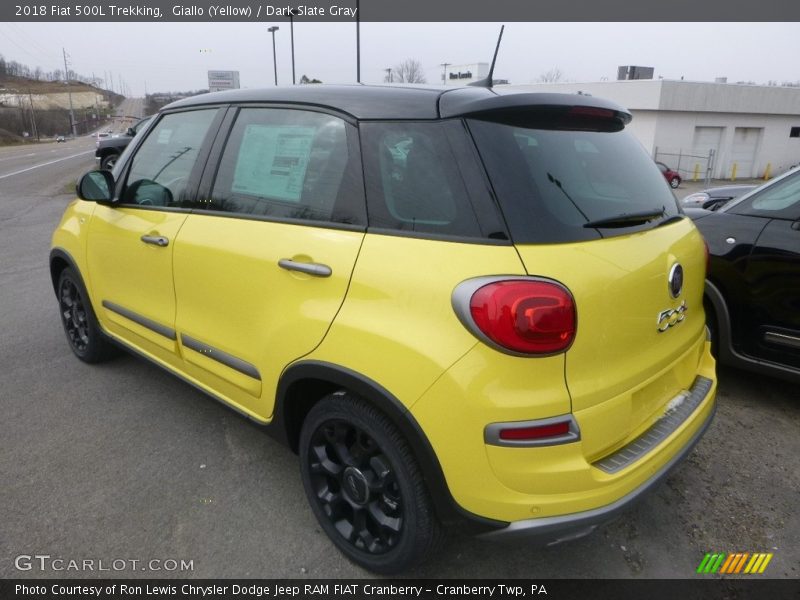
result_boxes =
[157,129,173,145]
[232,125,315,202]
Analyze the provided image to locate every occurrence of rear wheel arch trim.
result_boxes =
[273,359,506,534]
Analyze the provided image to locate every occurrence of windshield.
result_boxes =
[467,117,680,243]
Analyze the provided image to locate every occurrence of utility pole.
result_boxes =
[62,48,77,138]
[440,63,450,86]
[384,68,392,83]
[28,90,39,141]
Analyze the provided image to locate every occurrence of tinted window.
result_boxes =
[121,109,219,208]
[468,117,680,243]
[729,170,800,220]
[361,121,505,240]
[208,108,365,226]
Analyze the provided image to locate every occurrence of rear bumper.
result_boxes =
[478,386,715,543]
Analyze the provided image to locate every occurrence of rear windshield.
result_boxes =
[468,117,680,243]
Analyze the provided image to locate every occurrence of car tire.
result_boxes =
[670,177,681,189]
[57,267,120,363]
[100,153,119,170]
[299,392,443,574]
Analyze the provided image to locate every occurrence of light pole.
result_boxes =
[288,10,296,85]
[268,26,279,86]
[384,68,392,83]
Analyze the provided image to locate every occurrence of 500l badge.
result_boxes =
[657,301,687,332]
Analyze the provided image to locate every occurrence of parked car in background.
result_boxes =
[682,184,757,211]
[95,116,152,170]
[688,167,800,382]
[56,135,66,143]
[656,161,682,188]
[52,85,716,573]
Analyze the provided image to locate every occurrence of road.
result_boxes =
[0,136,797,580]
[108,97,146,133]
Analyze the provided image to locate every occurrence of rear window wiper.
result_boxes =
[655,214,685,228]
[583,208,664,229]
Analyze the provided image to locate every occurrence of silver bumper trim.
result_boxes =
[479,397,715,543]
[594,376,713,474]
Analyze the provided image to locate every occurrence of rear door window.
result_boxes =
[360,121,507,241]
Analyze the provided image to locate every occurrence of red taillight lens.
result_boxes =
[469,280,576,354]
[499,421,571,441]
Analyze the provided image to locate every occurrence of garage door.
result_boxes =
[730,127,762,179]
[691,126,723,178]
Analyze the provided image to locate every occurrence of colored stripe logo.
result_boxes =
[696,552,774,574]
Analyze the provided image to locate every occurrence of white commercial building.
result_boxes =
[508,80,800,180]
[441,63,509,86]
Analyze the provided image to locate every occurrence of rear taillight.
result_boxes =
[453,278,576,355]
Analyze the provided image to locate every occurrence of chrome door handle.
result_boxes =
[140,235,169,247]
[278,259,332,278]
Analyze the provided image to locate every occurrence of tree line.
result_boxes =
[0,53,103,88]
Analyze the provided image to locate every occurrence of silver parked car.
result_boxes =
[682,184,757,211]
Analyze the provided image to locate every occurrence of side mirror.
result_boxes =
[702,198,729,211]
[76,170,114,203]
[126,127,136,136]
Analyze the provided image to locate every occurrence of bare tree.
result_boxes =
[538,68,564,83]
[391,59,427,84]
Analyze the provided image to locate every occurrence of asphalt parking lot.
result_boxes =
[0,149,797,579]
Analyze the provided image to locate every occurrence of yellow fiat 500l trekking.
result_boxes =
[51,85,716,573]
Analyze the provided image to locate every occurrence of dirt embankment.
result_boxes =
[0,76,123,110]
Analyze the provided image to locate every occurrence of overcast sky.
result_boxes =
[1,22,799,96]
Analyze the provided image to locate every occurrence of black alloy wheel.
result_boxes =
[57,267,119,363]
[60,276,90,354]
[299,393,441,574]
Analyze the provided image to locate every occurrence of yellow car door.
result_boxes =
[171,107,366,420]
[87,108,223,366]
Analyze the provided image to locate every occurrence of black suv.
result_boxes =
[689,167,800,381]
[95,116,152,170]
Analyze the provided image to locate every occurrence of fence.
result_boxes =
[654,147,716,184]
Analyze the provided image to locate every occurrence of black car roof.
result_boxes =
[164,84,632,122]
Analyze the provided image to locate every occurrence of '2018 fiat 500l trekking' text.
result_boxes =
[51,84,717,573]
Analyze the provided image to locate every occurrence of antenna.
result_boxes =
[469,25,504,88]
